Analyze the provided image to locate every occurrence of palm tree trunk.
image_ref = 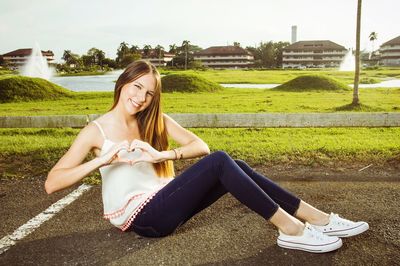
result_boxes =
[352,0,362,105]
[185,49,188,70]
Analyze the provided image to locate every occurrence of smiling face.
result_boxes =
[110,60,162,116]
[118,72,156,115]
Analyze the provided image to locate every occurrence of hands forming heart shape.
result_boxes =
[100,139,163,166]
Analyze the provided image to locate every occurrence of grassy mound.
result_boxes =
[359,77,380,84]
[0,69,17,76]
[273,75,350,91]
[0,76,72,103]
[334,102,384,112]
[161,73,223,92]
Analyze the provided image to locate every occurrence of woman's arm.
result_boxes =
[45,124,101,194]
[45,123,129,194]
[162,113,210,160]
[123,114,210,165]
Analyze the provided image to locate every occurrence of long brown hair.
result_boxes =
[110,60,174,177]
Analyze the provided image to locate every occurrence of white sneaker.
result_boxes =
[277,222,342,253]
[311,213,369,238]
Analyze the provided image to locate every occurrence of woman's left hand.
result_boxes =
[129,139,164,164]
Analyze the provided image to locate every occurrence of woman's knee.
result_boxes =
[132,223,172,238]
[234,159,256,177]
[234,159,252,169]
[210,150,231,162]
[234,159,246,167]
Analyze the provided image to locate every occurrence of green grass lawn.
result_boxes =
[0,88,398,116]
[57,71,109,77]
[0,69,17,76]
[1,68,399,182]
[2,67,400,84]
[159,68,400,84]
[1,127,398,182]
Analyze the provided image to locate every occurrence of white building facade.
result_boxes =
[141,50,175,67]
[193,46,254,69]
[379,36,400,66]
[2,49,54,68]
[282,41,347,68]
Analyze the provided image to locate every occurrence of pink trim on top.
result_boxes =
[120,188,163,232]
[103,193,146,220]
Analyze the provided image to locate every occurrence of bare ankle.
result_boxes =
[309,214,330,226]
[280,222,305,236]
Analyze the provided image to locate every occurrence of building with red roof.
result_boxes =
[282,40,347,69]
[193,46,254,69]
[2,48,54,68]
[379,36,400,66]
[140,49,175,67]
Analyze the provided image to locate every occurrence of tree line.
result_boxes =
[57,40,292,72]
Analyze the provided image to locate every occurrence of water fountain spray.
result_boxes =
[20,42,53,80]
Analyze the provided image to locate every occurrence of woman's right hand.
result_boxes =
[99,140,131,166]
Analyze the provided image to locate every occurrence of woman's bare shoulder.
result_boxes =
[78,113,113,150]
[77,122,103,148]
[90,112,112,125]
[162,113,177,125]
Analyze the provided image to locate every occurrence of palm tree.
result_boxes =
[62,50,72,64]
[369,32,377,44]
[96,49,105,67]
[182,40,190,70]
[129,45,140,54]
[169,44,177,54]
[143,45,152,57]
[86,48,105,67]
[233,41,241,47]
[116,42,130,64]
[62,50,80,66]
[87,48,98,65]
[369,32,378,59]
[352,0,362,105]
[118,42,129,54]
[154,45,164,65]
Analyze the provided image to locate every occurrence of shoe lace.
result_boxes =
[305,223,327,241]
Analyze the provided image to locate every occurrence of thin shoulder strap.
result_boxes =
[92,120,107,139]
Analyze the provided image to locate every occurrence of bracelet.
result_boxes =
[172,149,178,160]
[173,148,183,160]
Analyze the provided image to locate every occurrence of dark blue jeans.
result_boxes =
[129,151,301,237]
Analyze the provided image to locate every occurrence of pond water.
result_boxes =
[221,84,279,89]
[349,79,400,88]
[49,72,400,92]
[49,70,123,92]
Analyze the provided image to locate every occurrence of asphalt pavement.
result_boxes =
[1,166,399,265]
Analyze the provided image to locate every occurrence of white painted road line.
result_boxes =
[0,184,92,255]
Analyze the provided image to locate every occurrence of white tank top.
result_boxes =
[92,121,173,231]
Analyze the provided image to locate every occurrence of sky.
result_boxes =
[1,0,399,62]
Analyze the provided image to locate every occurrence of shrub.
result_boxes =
[359,77,380,84]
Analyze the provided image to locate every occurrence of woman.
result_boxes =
[45,60,368,253]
